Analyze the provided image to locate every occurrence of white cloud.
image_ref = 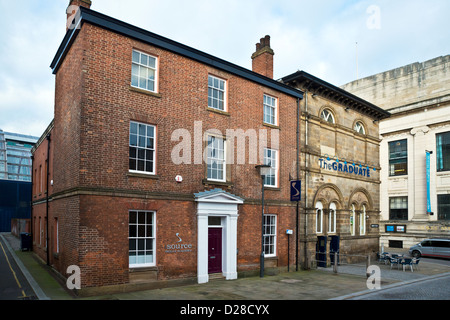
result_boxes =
[0,0,449,137]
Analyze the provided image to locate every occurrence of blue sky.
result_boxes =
[0,0,449,137]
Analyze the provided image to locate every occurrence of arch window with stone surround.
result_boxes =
[354,121,366,134]
[315,201,323,234]
[360,204,366,235]
[350,204,356,235]
[320,108,335,124]
[329,202,337,233]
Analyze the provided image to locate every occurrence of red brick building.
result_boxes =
[32,0,304,294]
[32,1,389,295]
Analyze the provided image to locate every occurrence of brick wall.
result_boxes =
[58,23,299,200]
[46,21,301,288]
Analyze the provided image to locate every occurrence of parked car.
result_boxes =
[409,238,450,258]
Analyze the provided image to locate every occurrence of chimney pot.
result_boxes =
[251,35,274,79]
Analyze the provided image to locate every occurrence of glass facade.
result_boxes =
[0,130,38,182]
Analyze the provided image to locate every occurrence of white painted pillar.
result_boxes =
[223,215,238,280]
[197,214,209,284]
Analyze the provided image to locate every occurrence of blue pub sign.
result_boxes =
[290,180,301,202]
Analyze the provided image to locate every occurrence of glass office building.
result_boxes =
[0,129,38,182]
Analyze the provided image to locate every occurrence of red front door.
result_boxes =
[208,228,222,274]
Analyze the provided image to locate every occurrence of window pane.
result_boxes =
[132,50,140,63]
[148,56,156,68]
[438,194,450,220]
[129,134,137,146]
[137,149,145,160]
[131,75,138,87]
[147,80,155,92]
[148,69,155,80]
[131,64,139,76]
[145,161,153,172]
[389,140,407,176]
[208,217,221,226]
[129,147,137,159]
[389,197,408,220]
[129,159,136,170]
[138,136,146,148]
[129,239,136,251]
[136,211,145,223]
[140,54,148,66]
[129,211,137,223]
[137,239,145,250]
[437,132,450,172]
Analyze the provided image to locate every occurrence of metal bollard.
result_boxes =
[333,252,338,273]
[366,255,371,278]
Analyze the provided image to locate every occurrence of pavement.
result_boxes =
[1,232,449,301]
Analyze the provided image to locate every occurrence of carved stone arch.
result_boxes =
[313,183,344,210]
[348,187,373,211]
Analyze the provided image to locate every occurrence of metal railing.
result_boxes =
[310,251,373,276]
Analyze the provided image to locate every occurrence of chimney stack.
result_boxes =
[251,35,274,79]
[66,0,92,31]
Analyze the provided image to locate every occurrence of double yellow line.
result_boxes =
[0,239,26,299]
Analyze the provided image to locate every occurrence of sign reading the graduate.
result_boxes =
[319,158,374,178]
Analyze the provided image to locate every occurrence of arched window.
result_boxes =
[315,201,323,234]
[354,121,366,134]
[320,109,335,124]
[350,204,356,236]
[360,205,366,235]
[329,202,336,233]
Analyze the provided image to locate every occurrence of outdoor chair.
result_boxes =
[389,256,399,270]
[377,252,385,264]
[400,258,413,272]
[411,258,420,271]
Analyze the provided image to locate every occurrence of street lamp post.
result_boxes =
[255,164,271,278]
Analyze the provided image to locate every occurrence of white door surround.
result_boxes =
[195,189,244,284]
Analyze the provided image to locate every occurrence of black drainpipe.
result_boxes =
[296,98,300,271]
[30,154,34,251]
[46,134,51,266]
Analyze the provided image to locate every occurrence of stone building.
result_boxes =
[342,55,450,249]
[282,71,390,265]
